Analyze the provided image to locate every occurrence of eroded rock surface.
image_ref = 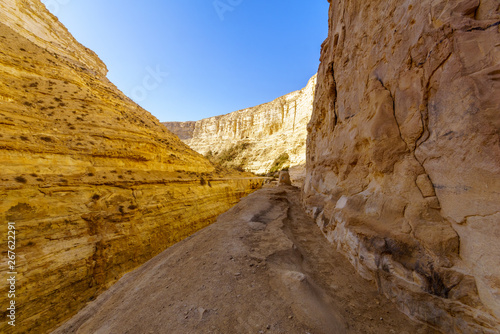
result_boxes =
[162,121,196,140]
[0,1,262,333]
[304,0,500,332]
[164,75,316,178]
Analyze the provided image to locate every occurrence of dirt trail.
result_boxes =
[52,186,438,334]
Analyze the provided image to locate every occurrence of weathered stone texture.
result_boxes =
[165,75,316,176]
[161,121,196,140]
[0,1,262,333]
[304,0,500,332]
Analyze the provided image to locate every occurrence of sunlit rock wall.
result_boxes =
[0,1,262,333]
[164,75,316,177]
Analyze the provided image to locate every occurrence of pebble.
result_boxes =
[198,307,206,320]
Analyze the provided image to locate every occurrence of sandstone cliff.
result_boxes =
[0,1,262,333]
[305,0,500,332]
[163,75,316,180]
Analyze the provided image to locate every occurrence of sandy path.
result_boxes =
[52,186,437,334]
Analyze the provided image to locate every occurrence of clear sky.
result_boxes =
[40,0,329,122]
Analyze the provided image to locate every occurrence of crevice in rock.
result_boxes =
[473,1,480,20]
[461,211,500,224]
[419,264,451,298]
[376,76,411,153]
[412,51,453,205]
[416,49,452,146]
[330,62,338,128]
[466,20,500,31]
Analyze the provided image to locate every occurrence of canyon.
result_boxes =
[52,186,437,334]
[163,74,316,184]
[0,0,499,333]
[304,0,500,333]
[0,1,261,333]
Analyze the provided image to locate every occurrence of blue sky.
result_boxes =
[41,0,329,122]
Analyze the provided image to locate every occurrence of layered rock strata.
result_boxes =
[163,75,316,177]
[304,0,500,333]
[0,1,262,333]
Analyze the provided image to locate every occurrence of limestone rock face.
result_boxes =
[161,121,196,140]
[164,75,316,177]
[304,0,500,332]
[0,1,262,333]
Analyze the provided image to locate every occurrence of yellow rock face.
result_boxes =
[164,75,316,177]
[0,2,262,333]
[305,0,500,332]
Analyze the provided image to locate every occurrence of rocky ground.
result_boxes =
[52,186,437,334]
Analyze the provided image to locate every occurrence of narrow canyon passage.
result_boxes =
[53,186,437,334]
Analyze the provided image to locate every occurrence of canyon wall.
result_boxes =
[0,1,262,333]
[304,0,500,333]
[163,75,316,178]
[162,121,196,140]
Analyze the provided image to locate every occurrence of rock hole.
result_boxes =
[333,34,339,47]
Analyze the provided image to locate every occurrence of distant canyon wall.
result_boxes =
[0,1,262,333]
[305,0,500,333]
[164,75,316,177]
[162,121,196,140]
